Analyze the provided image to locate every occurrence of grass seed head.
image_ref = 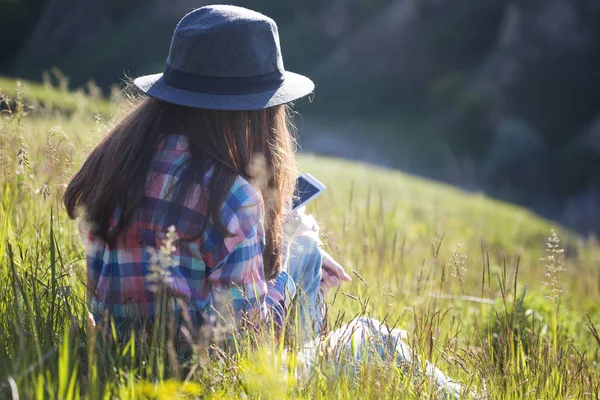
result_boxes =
[542,229,566,301]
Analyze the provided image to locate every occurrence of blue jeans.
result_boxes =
[286,232,325,341]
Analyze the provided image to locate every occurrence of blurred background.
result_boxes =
[1,0,599,234]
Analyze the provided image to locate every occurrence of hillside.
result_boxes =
[1,79,599,398]
[0,76,593,260]
[0,76,575,254]
[0,75,115,117]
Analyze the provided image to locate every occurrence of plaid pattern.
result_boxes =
[82,134,296,329]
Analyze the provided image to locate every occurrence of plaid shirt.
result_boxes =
[82,134,296,329]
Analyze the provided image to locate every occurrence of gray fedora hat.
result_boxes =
[134,5,314,110]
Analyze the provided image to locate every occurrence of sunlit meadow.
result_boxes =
[1,78,599,399]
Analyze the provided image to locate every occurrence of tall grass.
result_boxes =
[1,79,599,399]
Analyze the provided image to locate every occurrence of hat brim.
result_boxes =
[133,71,314,111]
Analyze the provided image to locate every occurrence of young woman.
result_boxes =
[65,5,466,398]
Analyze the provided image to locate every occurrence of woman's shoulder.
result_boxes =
[221,175,264,223]
[152,133,263,213]
[231,175,262,203]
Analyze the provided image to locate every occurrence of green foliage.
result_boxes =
[0,79,599,398]
[487,287,599,370]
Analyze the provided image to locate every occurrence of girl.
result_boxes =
[65,3,345,340]
[65,5,466,398]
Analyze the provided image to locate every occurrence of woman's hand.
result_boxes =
[320,250,352,296]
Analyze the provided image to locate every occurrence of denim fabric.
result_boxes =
[285,232,325,341]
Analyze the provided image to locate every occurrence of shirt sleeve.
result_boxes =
[206,187,296,331]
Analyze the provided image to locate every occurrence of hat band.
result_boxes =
[162,64,285,95]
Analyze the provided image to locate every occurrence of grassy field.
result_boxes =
[1,78,599,399]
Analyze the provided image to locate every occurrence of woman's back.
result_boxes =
[84,133,271,326]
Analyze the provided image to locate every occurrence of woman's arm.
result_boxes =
[206,188,295,331]
[284,207,351,296]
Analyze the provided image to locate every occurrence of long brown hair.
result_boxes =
[64,97,296,280]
